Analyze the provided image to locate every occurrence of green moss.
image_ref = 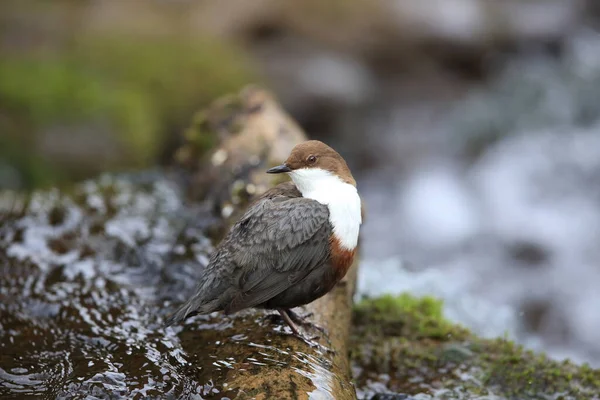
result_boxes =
[73,33,254,126]
[0,31,256,188]
[352,293,600,399]
[174,111,216,167]
[0,57,159,185]
[173,90,252,170]
[481,338,600,398]
[354,293,469,340]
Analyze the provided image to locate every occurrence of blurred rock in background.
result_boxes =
[2,0,600,367]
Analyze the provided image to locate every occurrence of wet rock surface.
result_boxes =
[0,177,342,398]
[0,176,210,398]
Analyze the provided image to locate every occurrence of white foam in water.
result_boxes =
[401,166,480,249]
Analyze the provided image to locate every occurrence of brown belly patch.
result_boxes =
[329,235,356,282]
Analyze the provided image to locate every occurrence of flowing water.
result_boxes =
[354,28,600,367]
[0,175,340,399]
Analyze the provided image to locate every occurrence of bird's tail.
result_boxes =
[163,297,219,327]
[163,304,194,327]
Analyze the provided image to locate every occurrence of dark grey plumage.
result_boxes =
[164,182,333,326]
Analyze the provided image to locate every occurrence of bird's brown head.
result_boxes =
[267,140,355,186]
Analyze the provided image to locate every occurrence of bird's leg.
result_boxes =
[263,310,312,325]
[286,309,326,334]
[276,309,335,354]
[277,309,320,342]
[277,309,301,335]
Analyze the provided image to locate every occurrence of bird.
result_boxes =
[164,140,362,341]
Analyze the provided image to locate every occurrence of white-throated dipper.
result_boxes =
[164,140,362,340]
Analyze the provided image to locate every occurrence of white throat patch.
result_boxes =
[290,168,362,250]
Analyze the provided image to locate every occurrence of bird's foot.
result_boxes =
[276,309,334,353]
[295,333,319,346]
[291,332,335,354]
[287,309,326,335]
[264,310,321,332]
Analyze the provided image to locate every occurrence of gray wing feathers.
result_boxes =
[164,195,331,325]
[224,197,331,313]
[234,197,329,252]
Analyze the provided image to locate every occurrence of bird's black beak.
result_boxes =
[266,164,291,174]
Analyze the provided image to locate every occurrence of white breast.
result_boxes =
[289,168,362,250]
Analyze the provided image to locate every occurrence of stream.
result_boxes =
[354,28,600,367]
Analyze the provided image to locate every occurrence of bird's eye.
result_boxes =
[307,155,317,164]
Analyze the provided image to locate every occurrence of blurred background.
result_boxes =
[2,0,600,366]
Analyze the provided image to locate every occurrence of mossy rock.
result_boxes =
[354,294,468,341]
[352,294,600,399]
